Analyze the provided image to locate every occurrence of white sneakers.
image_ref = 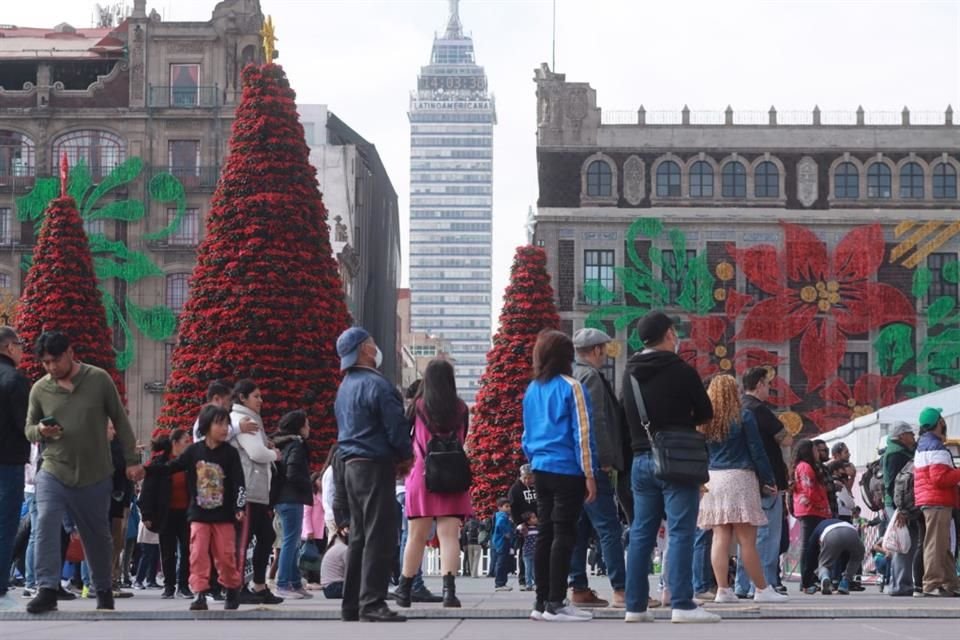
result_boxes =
[713,587,739,603]
[530,608,544,621]
[753,585,789,603]
[543,603,593,622]
[625,610,655,623]
[671,606,721,623]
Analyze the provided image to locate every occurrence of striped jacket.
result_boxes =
[522,375,598,479]
[914,431,960,509]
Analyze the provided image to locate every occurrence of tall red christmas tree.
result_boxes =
[468,245,559,517]
[157,60,350,466]
[15,159,125,397]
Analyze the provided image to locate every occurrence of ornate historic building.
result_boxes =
[532,63,960,434]
[0,0,264,439]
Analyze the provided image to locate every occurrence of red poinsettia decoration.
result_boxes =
[679,315,800,407]
[805,373,902,432]
[730,223,915,391]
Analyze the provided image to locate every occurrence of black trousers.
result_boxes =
[799,516,825,588]
[342,459,398,615]
[534,470,586,605]
[159,509,189,591]
[243,503,275,585]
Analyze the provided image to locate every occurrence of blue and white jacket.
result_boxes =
[522,375,598,479]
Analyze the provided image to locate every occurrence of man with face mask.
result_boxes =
[334,327,413,622]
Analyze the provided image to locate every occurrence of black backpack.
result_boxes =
[860,458,884,512]
[893,460,918,518]
[417,409,472,494]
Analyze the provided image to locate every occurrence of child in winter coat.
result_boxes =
[491,498,514,590]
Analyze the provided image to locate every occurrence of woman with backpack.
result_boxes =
[791,439,831,592]
[394,359,472,609]
[270,410,314,600]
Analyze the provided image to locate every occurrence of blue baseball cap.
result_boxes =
[337,327,370,370]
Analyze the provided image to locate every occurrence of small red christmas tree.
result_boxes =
[15,172,125,397]
[157,62,350,467]
[468,245,560,517]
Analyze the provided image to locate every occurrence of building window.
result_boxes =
[52,130,125,179]
[867,163,892,198]
[656,160,681,197]
[662,249,697,302]
[168,140,200,183]
[168,208,199,246]
[838,352,868,387]
[0,208,11,244]
[721,161,746,197]
[583,249,615,303]
[927,252,959,304]
[899,162,924,199]
[689,161,713,198]
[165,273,190,314]
[0,273,10,290]
[0,130,35,177]
[834,162,859,199]
[586,160,613,197]
[83,218,105,237]
[170,64,201,107]
[754,161,779,198]
[933,162,957,199]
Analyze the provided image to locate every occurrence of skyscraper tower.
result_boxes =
[409,0,495,403]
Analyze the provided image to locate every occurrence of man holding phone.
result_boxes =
[23,331,142,615]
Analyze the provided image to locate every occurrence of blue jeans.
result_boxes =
[523,553,536,588]
[693,528,714,594]
[396,492,426,592]
[25,492,37,588]
[493,545,511,587]
[625,453,700,613]
[275,503,304,589]
[135,543,159,585]
[735,491,783,595]
[569,471,626,591]
[0,464,24,594]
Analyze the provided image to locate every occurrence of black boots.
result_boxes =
[224,588,240,610]
[95,590,115,611]
[190,592,208,611]
[394,575,414,608]
[442,573,460,608]
[26,588,58,614]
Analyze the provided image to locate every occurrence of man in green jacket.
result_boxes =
[882,421,918,596]
[24,331,142,615]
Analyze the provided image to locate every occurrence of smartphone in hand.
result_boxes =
[40,416,63,439]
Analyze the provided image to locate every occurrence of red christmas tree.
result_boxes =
[157,62,350,467]
[468,245,559,517]
[15,185,125,397]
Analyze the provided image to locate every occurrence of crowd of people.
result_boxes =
[0,313,959,624]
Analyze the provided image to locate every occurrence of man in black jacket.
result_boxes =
[620,311,717,623]
[507,465,537,583]
[0,327,29,610]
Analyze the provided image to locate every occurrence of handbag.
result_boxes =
[629,375,709,486]
[66,536,85,563]
[298,540,323,573]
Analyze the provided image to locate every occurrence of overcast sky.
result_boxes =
[6,0,960,320]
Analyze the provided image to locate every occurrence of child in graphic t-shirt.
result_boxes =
[147,405,245,611]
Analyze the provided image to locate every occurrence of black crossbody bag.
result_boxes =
[629,375,709,486]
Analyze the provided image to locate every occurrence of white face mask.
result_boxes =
[374,346,383,369]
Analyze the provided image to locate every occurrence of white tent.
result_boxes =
[817,383,960,467]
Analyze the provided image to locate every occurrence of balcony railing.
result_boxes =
[0,172,37,194]
[150,165,220,191]
[147,85,221,108]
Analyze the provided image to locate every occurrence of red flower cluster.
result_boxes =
[157,63,350,469]
[468,246,559,518]
[15,195,125,399]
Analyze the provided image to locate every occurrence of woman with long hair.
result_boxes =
[522,330,598,623]
[395,358,472,608]
[791,438,831,592]
[697,375,787,604]
[271,410,314,600]
[230,379,284,605]
[319,444,339,544]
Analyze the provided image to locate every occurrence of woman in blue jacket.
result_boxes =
[522,330,598,623]
[697,375,788,604]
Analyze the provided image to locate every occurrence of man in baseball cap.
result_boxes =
[881,420,918,595]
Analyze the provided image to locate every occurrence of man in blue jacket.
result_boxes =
[335,327,413,623]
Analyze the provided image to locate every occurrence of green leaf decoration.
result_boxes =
[143,172,188,241]
[943,260,960,285]
[88,200,146,222]
[101,290,135,371]
[912,267,932,299]
[582,279,616,305]
[677,254,715,315]
[15,178,58,222]
[624,217,660,273]
[929,367,960,383]
[928,296,956,327]
[68,160,93,205]
[627,327,644,352]
[902,373,941,395]
[94,249,164,283]
[80,157,144,219]
[128,299,177,341]
[669,228,687,273]
[873,323,913,375]
[919,329,960,363]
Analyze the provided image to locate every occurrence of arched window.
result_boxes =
[867,163,892,199]
[899,162,924,199]
[586,160,613,197]
[165,273,190,314]
[933,162,957,199]
[721,161,746,197]
[755,161,779,198]
[52,130,125,180]
[656,160,681,197]
[834,162,859,199]
[0,130,35,178]
[689,161,713,198]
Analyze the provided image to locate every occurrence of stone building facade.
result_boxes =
[532,63,960,434]
[0,0,265,441]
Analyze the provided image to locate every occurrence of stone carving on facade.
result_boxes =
[796,156,818,208]
[567,88,589,141]
[129,24,145,100]
[168,42,207,54]
[623,155,645,205]
[535,63,565,144]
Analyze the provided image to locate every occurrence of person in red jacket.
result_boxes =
[792,440,831,591]
[913,407,960,597]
